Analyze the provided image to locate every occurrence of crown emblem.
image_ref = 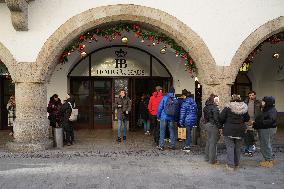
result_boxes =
[115,49,127,58]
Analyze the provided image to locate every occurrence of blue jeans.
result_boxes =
[258,128,277,160]
[143,119,150,132]
[184,127,192,147]
[159,120,175,147]
[118,119,128,138]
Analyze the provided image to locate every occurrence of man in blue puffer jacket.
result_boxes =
[157,87,178,150]
[179,90,198,152]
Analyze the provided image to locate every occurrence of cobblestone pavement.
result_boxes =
[0,130,284,189]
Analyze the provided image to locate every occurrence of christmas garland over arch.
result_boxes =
[59,23,196,74]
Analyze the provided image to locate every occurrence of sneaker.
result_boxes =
[123,136,126,141]
[182,146,191,152]
[157,146,164,151]
[259,160,274,168]
[117,137,121,142]
[144,132,148,135]
[146,131,150,135]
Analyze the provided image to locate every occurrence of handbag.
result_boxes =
[178,127,187,140]
[68,102,78,122]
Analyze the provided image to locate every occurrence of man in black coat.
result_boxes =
[253,96,277,168]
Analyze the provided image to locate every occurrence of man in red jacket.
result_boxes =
[148,86,163,145]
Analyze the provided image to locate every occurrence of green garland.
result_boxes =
[245,31,284,63]
[60,23,196,73]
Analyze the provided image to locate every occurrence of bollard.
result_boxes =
[54,127,63,148]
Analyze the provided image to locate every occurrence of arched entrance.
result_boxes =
[35,4,215,83]
[0,42,16,131]
[8,4,217,152]
[0,61,15,130]
[66,45,172,131]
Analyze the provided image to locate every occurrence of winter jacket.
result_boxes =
[219,102,250,137]
[179,97,198,127]
[138,98,150,120]
[60,101,72,130]
[47,98,62,123]
[157,93,178,121]
[203,99,221,129]
[148,91,163,116]
[114,96,131,120]
[253,96,277,130]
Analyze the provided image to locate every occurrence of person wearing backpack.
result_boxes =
[157,87,179,150]
[179,90,198,152]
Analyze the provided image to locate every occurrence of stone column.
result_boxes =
[198,82,232,146]
[6,82,52,152]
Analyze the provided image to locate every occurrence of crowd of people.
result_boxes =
[115,86,278,170]
[5,85,278,170]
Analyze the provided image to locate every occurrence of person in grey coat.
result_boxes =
[203,94,222,164]
[220,94,250,170]
[114,89,131,142]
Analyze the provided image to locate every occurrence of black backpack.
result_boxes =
[164,96,178,116]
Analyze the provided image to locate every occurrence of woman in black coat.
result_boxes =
[253,96,277,167]
[220,94,250,170]
[203,94,222,164]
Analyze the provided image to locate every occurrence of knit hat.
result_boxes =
[168,87,175,93]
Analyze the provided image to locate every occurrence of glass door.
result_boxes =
[92,79,112,129]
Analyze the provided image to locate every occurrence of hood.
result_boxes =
[227,102,248,115]
[184,97,195,105]
[263,96,275,110]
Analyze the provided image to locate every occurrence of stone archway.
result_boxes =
[35,4,216,84]
[8,4,219,152]
[0,42,16,80]
[228,16,284,83]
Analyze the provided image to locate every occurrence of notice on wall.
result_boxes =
[91,48,150,76]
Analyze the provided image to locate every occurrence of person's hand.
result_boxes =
[125,111,128,114]
[157,119,160,122]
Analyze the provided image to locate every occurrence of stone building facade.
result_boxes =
[0,1,283,152]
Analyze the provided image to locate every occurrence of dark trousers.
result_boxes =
[63,124,74,144]
[204,123,220,163]
[150,115,159,145]
[224,136,242,167]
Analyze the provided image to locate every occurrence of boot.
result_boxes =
[117,137,121,142]
[259,160,274,168]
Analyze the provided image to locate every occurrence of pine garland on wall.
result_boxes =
[59,23,197,74]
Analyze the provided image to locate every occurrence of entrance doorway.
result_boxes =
[70,77,171,130]
[0,63,15,130]
[68,45,172,130]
